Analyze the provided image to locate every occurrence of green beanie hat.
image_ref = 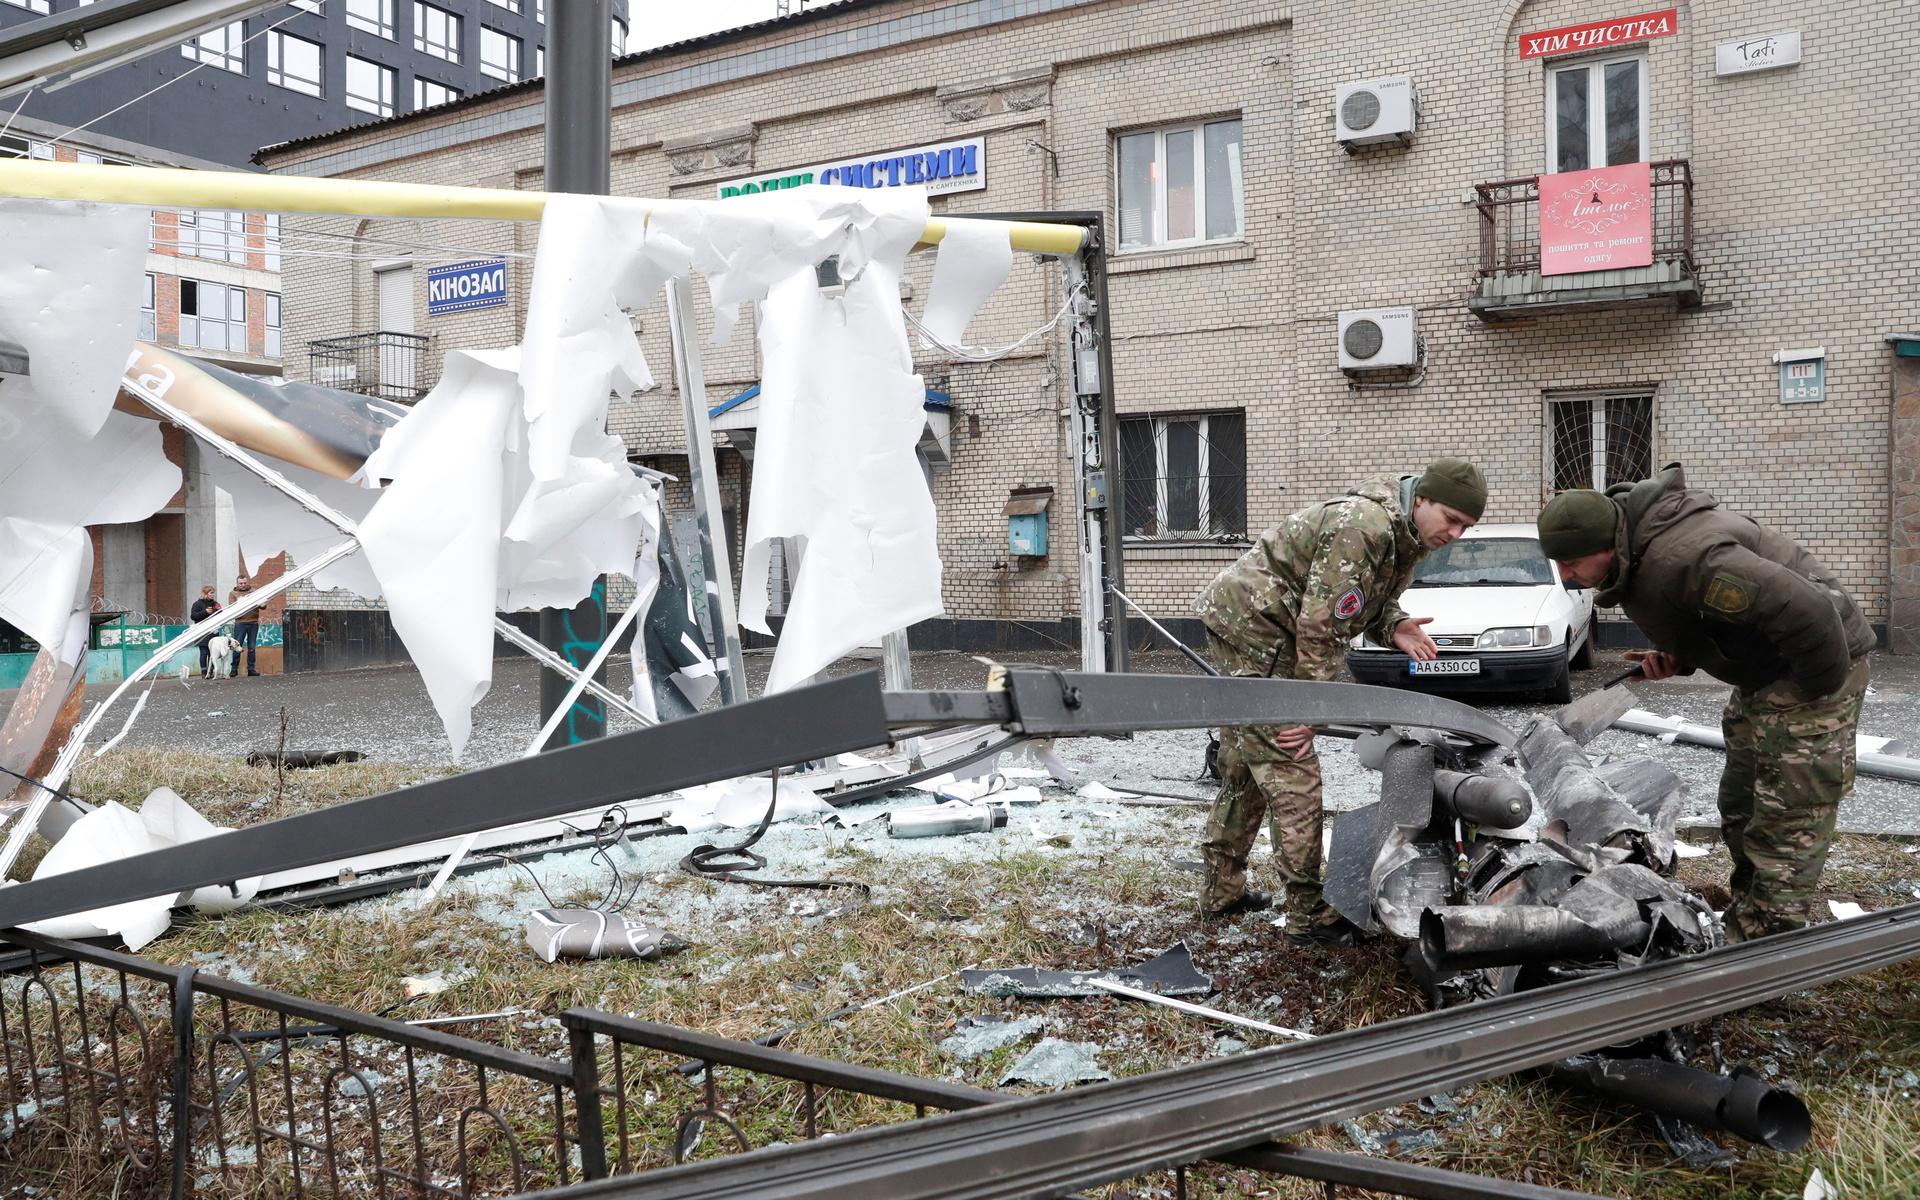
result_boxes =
[1538,489,1618,560]
[1414,457,1487,521]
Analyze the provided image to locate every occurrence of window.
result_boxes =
[413,77,461,109]
[1,136,53,160]
[2,1,51,14]
[265,293,282,358]
[178,210,247,263]
[179,282,248,353]
[479,27,520,81]
[345,0,395,37]
[28,139,53,160]
[292,0,323,11]
[263,213,281,272]
[267,31,323,96]
[534,44,543,77]
[1115,118,1243,251]
[1547,54,1646,173]
[486,0,520,12]
[179,20,246,72]
[412,1,460,60]
[140,274,156,341]
[345,55,395,116]
[1546,391,1654,492]
[1119,410,1247,540]
[77,151,102,164]
[610,18,626,55]
[535,0,544,21]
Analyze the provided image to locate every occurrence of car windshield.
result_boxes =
[1408,538,1554,587]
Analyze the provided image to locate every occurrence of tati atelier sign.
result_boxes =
[1520,8,1678,59]
[1716,32,1802,75]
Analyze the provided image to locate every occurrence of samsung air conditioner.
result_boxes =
[1335,76,1416,147]
[1338,307,1418,370]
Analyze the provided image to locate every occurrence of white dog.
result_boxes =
[206,635,238,679]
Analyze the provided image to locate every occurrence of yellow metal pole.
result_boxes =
[0,159,1088,255]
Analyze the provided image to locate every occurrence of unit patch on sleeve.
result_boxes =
[1702,571,1755,616]
[1334,586,1366,620]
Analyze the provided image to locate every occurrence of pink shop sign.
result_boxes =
[1538,162,1654,276]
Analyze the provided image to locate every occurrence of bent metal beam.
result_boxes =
[0,671,1506,932]
[524,903,1920,1200]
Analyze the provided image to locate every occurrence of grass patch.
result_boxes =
[5,747,1919,1196]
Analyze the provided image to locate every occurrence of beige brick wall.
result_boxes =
[265,0,1917,631]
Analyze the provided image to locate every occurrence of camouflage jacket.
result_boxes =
[1595,464,1874,696]
[1195,475,1428,681]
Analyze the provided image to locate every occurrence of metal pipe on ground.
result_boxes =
[1419,905,1628,972]
[1549,1056,1811,1151]
[1614,710,1920,785]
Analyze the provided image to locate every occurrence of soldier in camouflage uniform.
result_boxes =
[1540,464,1875,942]
[1194,459,1487,941]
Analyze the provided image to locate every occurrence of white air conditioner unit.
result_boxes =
[1338,307,1418,370]
[1335,76,1416,147]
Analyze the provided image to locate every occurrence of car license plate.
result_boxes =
[1410,658,1480,676]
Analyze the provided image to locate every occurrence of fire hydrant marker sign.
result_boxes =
[1538,162,1654,276]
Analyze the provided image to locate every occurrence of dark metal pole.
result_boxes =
[1085,217,1129,671]
[538,0,614,749]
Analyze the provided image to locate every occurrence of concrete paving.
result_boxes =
[7,644,1917,834]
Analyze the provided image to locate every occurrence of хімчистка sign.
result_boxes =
[426,259,508,315]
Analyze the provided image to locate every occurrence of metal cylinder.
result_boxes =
[887,804,1009,839]
[1434,769,1532,827]
[1419,905,1625,971]
[1551,1057,1812,1151]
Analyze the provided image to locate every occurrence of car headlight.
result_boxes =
[1476,626,1552,648]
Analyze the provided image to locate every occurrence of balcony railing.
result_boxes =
[1470,159,1699,319]
[1476,158,1693,275]
[306,330,434,403]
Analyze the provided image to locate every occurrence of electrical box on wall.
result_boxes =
[1004,488,1053,557]
[1338,307,1419,370]
[1335,76,1416,148]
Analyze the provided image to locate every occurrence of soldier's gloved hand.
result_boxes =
[1391,617,1440,661]
[1625,650,1679,681]
[1274,724,1315,756]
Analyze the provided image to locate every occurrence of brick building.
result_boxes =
[255,0,1920,654]
[0,117,295,677]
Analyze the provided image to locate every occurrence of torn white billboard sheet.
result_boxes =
[732,191,943,692]
[0,199,149,437]
[918,218,1014,348]
[357,348,651,756]
[21,787,261,951]
[0,395,180,655]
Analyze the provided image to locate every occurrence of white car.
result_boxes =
[1344,523,1596,702]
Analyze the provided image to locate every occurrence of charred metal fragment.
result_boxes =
[1551,1057,1811,1152]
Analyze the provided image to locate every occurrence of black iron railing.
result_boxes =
[0,930,586,1197]
[1475,159,1694,277]
[306,331,435,403]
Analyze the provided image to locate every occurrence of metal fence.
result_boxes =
[306,331,436,403]
[1475,159,1694,277]
[0,930,588,1197]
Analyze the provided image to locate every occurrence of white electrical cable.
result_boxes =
[904,285,1081,363]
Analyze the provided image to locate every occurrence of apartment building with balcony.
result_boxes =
[252,0,1918,653]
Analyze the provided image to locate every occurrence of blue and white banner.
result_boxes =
[718,136,986,199]
[426,259,508,315]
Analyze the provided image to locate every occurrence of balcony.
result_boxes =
[306,331,435,403]
[1469,159,1700,322]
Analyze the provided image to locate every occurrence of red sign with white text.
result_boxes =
[1519,8,1678,58]
[1538,161,1654,276]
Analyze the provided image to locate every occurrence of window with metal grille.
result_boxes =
[1119,410,1247,540]
[1545,390,1654,493]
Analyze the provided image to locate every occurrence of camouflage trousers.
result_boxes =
[1199,632,1332,925]
[1718,655,1870,943]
